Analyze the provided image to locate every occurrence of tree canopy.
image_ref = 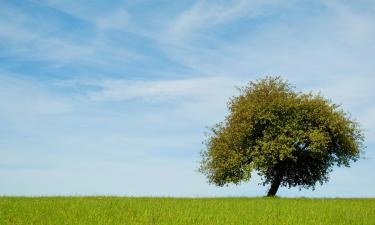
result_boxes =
[199,76,364,196]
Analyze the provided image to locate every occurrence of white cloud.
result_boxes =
[311,76,375,110]
[163,0,289,44]
[0,1,141,66]
[149,0,375,83]
[357,107,375,145]
[0,11,96,64]
[310,76,375,144]
[96,9,129,30]
[84,77,243,102]
[0,75,72,115]
[321,0,375,45]
[0,21,36,43]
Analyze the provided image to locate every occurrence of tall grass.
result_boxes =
[1,197,374,224]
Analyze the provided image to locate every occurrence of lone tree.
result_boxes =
[199,76,364,196]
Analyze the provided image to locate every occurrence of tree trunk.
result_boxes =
[267,175,282,197]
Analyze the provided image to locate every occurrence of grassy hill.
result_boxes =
[1,197,374,224]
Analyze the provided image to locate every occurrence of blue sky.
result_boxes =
[0,0,374,197]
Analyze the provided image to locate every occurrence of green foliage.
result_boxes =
[0,197,374,225]
[199,76,364,193]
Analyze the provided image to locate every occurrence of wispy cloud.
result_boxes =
[0,1,142,70]
[164,0,253,43]
[321,0,375,44]
[312,75,375,144]
[0,74,72,115]
[96,9,130,31]
[83,77,242,102]
[152,0,375,80]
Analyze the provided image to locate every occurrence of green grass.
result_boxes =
[0,197,374,225]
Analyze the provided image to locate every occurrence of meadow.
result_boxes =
[0,197,374,225]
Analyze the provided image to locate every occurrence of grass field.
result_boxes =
[0,197,374,225]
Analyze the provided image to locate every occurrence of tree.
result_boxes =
[199,76,364,196]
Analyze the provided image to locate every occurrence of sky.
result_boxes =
[0,0,374,197]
